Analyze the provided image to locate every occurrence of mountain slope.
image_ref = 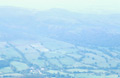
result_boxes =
[0,7,120,46]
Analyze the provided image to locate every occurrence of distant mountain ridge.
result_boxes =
[0,7,120,47]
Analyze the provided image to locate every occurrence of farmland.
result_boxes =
[0,37,120,78]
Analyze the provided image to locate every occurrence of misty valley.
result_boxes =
[0,7,120,78]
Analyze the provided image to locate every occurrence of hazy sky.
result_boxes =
[0,0,120,13]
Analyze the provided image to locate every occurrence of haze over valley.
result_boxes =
[0,7,120,78]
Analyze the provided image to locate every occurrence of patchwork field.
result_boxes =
[0,37,120,78]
